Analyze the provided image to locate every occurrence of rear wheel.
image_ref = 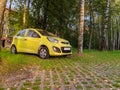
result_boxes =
[11,45,17,54]
[38,46,49,59]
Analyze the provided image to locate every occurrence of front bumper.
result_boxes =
[49,45,72,56]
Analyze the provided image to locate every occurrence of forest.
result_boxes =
[0,0,120,53]
[1,0,120,89]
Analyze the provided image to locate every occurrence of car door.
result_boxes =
[14,30,26,52]
[25,30,41,53]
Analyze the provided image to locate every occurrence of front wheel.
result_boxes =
[11,45,17,54]
[38,47,49,59]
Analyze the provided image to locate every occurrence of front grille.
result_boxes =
[61,42,69,44]
[61,47,71,53]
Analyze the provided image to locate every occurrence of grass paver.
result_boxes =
[49,70,55,90]
[1,50,120,90]
[40,70,45,90]
[55,68,65,90]
[61,68,76,90]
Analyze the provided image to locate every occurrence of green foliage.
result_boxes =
[31,0,78,34]
[8,0,78,47]
[8,0,120,50]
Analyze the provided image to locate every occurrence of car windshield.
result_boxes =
[38,29,55,36]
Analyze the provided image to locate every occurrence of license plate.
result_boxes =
[64,47,70,50]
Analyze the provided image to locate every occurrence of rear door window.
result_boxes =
[27,30,40,38]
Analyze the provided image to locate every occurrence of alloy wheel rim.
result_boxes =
[40,48,47,58]
[12,47,16,54]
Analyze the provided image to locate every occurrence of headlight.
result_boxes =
[47,37,58,43]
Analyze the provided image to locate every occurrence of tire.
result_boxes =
[38,46,49,59]
[11,45,17,54]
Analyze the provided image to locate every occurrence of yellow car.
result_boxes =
[11,28,72,59]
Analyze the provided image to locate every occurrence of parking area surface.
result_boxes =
[1,57,120,90]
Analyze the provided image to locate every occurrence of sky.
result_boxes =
[6,0,16,9]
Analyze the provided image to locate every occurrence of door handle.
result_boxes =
[24,39,27,41]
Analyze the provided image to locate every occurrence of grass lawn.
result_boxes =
[0,48,120,89]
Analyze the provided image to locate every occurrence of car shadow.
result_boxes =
[16,52,72,60]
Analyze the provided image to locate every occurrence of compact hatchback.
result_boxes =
[11,28,72,59]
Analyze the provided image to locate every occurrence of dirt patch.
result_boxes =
[1,65,39,88]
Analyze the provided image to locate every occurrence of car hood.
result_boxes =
[47,36,69,43]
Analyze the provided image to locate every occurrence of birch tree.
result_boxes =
[101,0,111,50]
[88,0,93,50]
[7,0,13,36]
[78,0,85,55]
[23,0,26,28]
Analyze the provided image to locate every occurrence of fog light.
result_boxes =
[53,46,61,53]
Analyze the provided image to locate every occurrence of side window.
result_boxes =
[27,30,33,37]
[27,30,40,38]
[17,30,26,37]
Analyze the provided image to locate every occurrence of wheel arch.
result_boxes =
[38,45,50,59]
[11,44,16,49]
[11,44,16,47]
[11,44,17,54]
[38,45,49,53]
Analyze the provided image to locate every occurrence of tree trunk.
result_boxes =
[117,18,120,50]
[118,17,120,49]
[101,0,110,50]
[43,0,49,30]
[78,0,84,55]
[118,32,120,49]
[98,15,102,50]
[27,0,30,28]
[7,0,13,37]
[113,18,117,50]
[110,19,113,50]
[88,0,93,50]
[0,0,7,61]
[115,18,118,50]
[27,0,30,9]
[23,0,27,29]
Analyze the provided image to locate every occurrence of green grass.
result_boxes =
[0,87,4,90]
[113,83,120,87]
[32,85,40,90]
[0,49,120,73]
